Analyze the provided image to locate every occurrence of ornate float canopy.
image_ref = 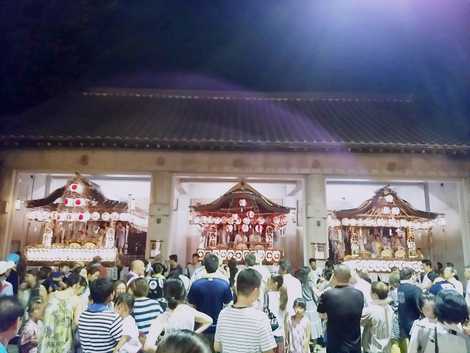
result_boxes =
[192,181,290,215]
[25,172,147,227]
[328,185,445,230]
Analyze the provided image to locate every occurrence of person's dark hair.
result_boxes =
[323,268,333,281]
[131,278,149,298]
[203,254,219,274]
[87,263,101,277]
[422,259,432,268]
[371,281,389,300]
[152,262,165,275]
[113,280,127,293]
[192,253,199,259]
[400,267,414,280]
[390,266,399,273]
[156,329,211,353]
[38,266,52,281]
[295,266,310,285]
[28,299,43,315]
[279,260,291,274]
[227,258,238,288]
[236,268,261,297]
[115,293,135,312]
[244,253,257,267]
[270,275,283,290]
[308,258,316,265]
[389,271,401,289]
[90,278,114,304]
[445,262,454,268]
[435,290,469,324]
[63,272,87,289]
[293,297,307,310]
[427,271,439,283]
[164,278,186,310]
[169,254,178,262]
[419,293,435,312]
[436,262,443,271]
[0,297,24,333]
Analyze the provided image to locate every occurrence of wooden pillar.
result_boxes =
[305,174,328,264]
[460,177,470,266]
[146,172,173,260]
[0,168,16,259]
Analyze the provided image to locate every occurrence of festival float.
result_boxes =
[327,186,446,273]
[190,181,290,264]
[24,173,148,265]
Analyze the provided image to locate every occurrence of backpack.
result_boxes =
[418,324,470,353]
[147,276,165,300]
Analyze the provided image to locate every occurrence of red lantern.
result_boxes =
[75,199,82,206]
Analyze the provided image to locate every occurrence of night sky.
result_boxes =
[1,0,470,124]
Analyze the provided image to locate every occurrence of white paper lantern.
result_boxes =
[239,199,247,207]
[91,212,100,221]
[119,213,129,222]
[243,217,251,225]
[111,212,120,221]
[247,211,255,219]
[383,207,391,214]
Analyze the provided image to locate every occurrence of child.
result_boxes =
[114,293,142,353]
[408,293,437,353]
[285,298,311,353]
[20,300,44,353]
[267,275,288,353]
[361,281,393,353]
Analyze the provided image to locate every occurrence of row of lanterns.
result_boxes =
[190,212,288,227]
[28,210,131,223]
[327,215,446,229]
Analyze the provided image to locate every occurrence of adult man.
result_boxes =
[147,262,166,302]
[185,253,202,278]
[188,254,233,346]
[78,278,123,353]
[244,253,270,309]
[167,254,183,279]
[308,258,322,285]
[446,265,464,295]
[429,265,461,295]
[317,264,364,353]
[214,268,276,353]
[126,260,145,286]
[420,259,433,289]
[0,297,24,353]
[397,268,421,351]
[0,262,14,297]
[278,260,302,314]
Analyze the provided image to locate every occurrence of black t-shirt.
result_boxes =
[317,285,364,353]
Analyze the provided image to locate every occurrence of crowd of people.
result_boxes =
[1,251,470,353]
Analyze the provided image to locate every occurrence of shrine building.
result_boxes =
[1,88,469,276]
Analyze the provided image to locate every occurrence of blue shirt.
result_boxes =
[188,276,233,333]
[0,342,8,353]
[429,280,456,295]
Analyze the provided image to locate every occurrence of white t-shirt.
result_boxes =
[466,281,470,308]
[120,316,141,353]
[215,306,277,353]
[146,304,198,345]
[267,291,286,338]
[282,274,302,314]
[448,277,464,296]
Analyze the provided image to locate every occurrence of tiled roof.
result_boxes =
[1,88,469,154]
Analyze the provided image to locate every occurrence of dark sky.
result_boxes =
[2,0,470,119]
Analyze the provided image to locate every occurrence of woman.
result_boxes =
[267,275,288,353]
[296,267,322,350]
[38,273,87,353]
[144,278,213,353]
[156,330,211,353]
[113,280,127,300]
[408,289,470,353]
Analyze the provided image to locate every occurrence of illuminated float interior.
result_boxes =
[190,181,290,264]
[24,173,148,264]
[328,185,446,273]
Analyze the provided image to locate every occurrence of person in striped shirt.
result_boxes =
[214,268,277,353]
[78,278,122,353]
[130,278,164,336]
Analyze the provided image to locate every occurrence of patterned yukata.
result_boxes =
[38,295,74,353]
[285,315,311,353]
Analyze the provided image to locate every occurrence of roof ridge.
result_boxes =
[82,87,414,103]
